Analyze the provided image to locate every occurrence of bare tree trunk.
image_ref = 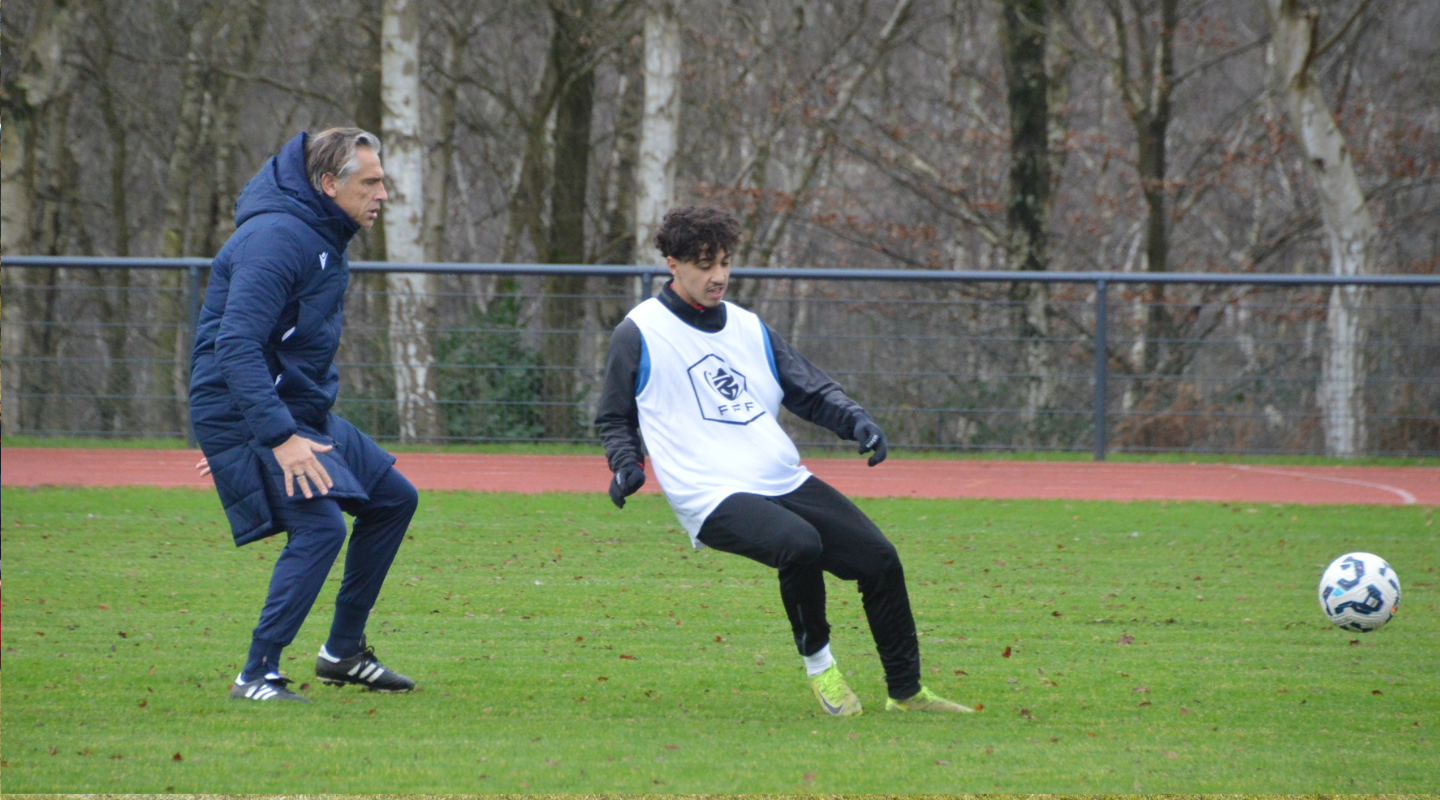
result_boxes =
[92,16,130,257]
[1265,0,1375,457]
[84,4,136,432]
[1100,0,1178,412]
[347,0,388,433]
[1000,0,1051,275]
[1,80,35,434]
[999,0,1056,441]
[149,4,226,436]
[587,33,645,424]
[355,0,387,263]
[499,58,557,264]
[632,0,681,269]
[4,0,87,434]
[424,16,467,263]
[207,0,270,252]
[540,0,596,441]
[600,36,643,269]
[0,268,28,434]
[382,0,443,442]
[159,4,222,259]
[34,106,76,433]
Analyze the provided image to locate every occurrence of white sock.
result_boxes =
[237,670,283,684]
[803,643,835,677]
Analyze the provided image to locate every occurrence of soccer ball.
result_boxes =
[1317,552,1400,632]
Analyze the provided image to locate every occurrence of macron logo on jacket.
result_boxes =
[319,252,329,270]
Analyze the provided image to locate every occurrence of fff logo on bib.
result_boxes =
[687,354,764,425]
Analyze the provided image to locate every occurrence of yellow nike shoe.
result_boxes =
[885,685,973,713]
[810,665,863,717]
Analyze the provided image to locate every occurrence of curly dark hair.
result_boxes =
[653,205,742,263]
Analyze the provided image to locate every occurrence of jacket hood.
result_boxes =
[233,132,361,251]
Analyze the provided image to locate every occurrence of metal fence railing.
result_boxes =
[3,255,1438,459]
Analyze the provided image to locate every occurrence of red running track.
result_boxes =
[2,448,1436,506]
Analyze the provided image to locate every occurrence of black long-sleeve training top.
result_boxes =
[594,281,872,472]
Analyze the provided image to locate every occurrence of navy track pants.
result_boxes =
[251,465,418,649]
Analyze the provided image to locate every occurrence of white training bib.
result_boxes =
[628,298,811,545]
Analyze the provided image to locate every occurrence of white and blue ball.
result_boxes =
[1318,552,1400,632]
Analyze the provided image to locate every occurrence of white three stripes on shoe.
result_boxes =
[359,663,381,682]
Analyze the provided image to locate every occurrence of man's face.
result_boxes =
[321,146,386,228]
[667,248,732,308]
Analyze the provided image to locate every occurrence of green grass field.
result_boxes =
[1,486,1435,793]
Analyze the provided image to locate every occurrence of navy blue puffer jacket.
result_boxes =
[190,132,394,545]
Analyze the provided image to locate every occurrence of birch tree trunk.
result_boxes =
[540,0,596,441]
[632,0,681,269]
[1264,0,1374,457]
[383,0,443,442]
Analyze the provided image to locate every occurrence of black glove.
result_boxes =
[609,462,646,508]
[853,417,888,467]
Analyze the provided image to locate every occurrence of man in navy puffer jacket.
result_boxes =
[191,128,418,701]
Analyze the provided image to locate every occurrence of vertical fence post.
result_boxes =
[185,264,201,448]
[1093,278,1108,461]
[640,270,654,300]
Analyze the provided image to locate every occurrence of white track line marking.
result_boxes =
[1229,465,1417,505]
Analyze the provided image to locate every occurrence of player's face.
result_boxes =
[667,249,731,308]
[322,146,387,228]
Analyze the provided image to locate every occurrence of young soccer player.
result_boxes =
[595,205,971,716]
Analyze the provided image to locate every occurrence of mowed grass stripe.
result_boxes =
[1,486,1435,793]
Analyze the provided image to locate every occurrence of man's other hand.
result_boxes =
[854,417,888,467]
[195,456,212,477]
[273,434,335,498]
[609,462,646,508]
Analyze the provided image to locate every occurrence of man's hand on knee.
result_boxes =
[273,434,335,498]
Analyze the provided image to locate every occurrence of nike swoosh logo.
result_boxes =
[819,693,845,715]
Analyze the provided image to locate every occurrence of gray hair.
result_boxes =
[304,127,382,193]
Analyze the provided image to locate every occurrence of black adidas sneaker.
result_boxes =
[315,639,416,693]
[230,674,310,702]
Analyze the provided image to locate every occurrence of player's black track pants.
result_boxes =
[697,476,921,699]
